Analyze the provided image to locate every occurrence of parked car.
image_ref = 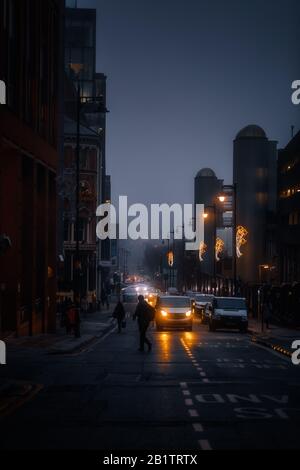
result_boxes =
[155,296,193,331]
[208,297,248,333]
[194,294,214,323]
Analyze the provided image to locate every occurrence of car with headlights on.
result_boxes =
[155,296,193,331]
[208,297,248,333]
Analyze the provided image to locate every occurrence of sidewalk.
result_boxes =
[5,306,116,355]
[248,317,300,358]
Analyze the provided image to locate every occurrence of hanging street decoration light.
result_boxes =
[199,241,207,262]
[236,226,248,258]
[215,237,225,261]
[167,250,174,267]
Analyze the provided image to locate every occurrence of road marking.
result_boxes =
[200,372,207,377]
[180,382,188,389]
[203,378,210,383]
[185,399,194,406]
[193,423,204,433]
[189,409,199,418]
[251,342,292,363]
[199,439,212,451]
[183,390,191,396]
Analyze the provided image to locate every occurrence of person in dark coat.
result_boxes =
[133,295,153,352]
[101,289,109,309]
[263,297,272,330]
[66,303,81,338]
[113,300,126,333]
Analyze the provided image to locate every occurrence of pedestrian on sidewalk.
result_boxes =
[81,296,89,318]
[133,295,154,352]
[113,300,126,333]
[101,289,110,310]
[263,297,272,330]
[66,303,81,338]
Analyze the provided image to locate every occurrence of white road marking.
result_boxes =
[185,399,194,406]
[189,409,199,417]
[193,423,204,433]
[180,382,188,389]
[199,439,212,450]
[183,390,191,396]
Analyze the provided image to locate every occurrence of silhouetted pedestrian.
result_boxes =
[113,300,126,333]
[66,303,81,338]
[81,296,88,318]
[263,298,272,329]
[133,295,154,352]
[101,289,109,309]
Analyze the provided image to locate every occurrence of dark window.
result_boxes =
[64,220,70,242]
[78,218,86,242]
[80,148,89,169]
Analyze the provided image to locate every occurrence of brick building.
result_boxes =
[0,0,64,336]
[58,117,101,304]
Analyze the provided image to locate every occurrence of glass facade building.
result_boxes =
[65,8,96,100]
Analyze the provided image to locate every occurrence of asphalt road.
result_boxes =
[1,317,300,450]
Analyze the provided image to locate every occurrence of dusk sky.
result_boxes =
[78,0,300,206]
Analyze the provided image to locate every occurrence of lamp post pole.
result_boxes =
[204,205,217,294]
[219,184,238,296]
[75,78,81,305]
[233,183,237,296]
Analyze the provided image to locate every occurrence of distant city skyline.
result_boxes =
[78,0,300,206]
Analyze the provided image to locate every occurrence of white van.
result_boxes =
[209,297,248,333]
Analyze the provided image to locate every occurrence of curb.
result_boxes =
[0,382,44,419]
[250,335,292,358]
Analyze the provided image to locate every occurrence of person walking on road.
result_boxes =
[113,300,126,334]
[133,295,154,352]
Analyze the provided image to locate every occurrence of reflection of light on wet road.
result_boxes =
[183,332,194,342]
[158,332,171,360]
